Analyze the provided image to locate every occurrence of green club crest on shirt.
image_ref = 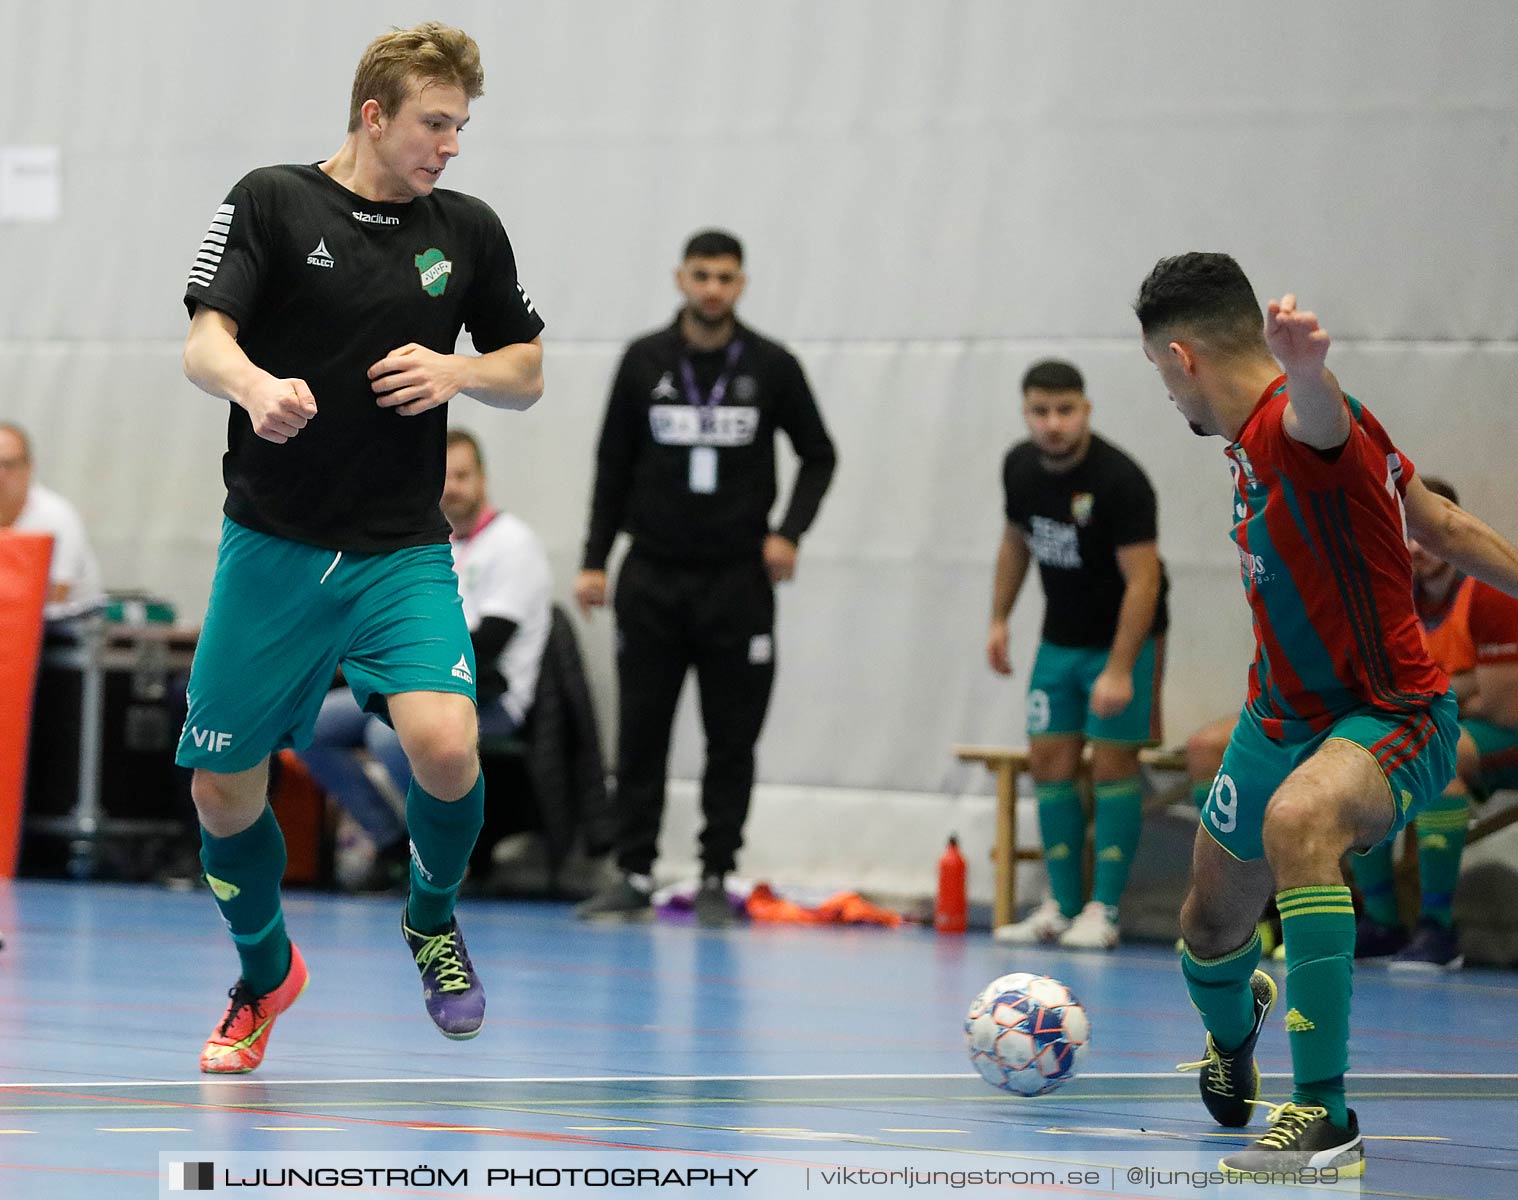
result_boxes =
[414,247,453,296]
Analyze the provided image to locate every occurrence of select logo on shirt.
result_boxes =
[306,238,335,268]
[415,247,453,296]
[352,210,400,225]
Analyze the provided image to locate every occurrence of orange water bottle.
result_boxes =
[936,834,968,934]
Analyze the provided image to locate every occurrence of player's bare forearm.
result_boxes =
[1281,366,1351,450]
[462,338,544,411]
[183,307,273,407]
[1104,542,1161,675]
[1413,494,1518,597]
[991,524,1030,623]
[185,306,316,442]
[1105,562,1160,676]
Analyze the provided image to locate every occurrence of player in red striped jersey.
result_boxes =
[1135,252,1518,1175]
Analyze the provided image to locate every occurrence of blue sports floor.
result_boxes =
[1,879,1516,1198]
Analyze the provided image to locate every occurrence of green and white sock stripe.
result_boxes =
[1414,807,1471,834]
[1277,885,1355,921]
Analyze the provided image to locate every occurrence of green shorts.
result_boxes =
[1462,717,1518,795]
[1202,691,1460,861]
[1026,636,1164,745]
[176,518,475,773]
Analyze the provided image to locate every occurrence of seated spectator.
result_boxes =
[1353,476,1518,970]
[301,428,553,890]
[0,422,103,620]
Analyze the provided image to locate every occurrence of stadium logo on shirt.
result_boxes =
[1071,493,1094,527]
[306,238,335,268]
[415,247,453,296]
[351,210,400,225]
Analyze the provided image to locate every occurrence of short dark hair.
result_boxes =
[1134,252,1268,357]
[1420,475,1459,505]
[683,229,743,264]
[447,427,484,471]
[1021,360,1084,395]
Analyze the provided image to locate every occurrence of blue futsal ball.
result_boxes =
[964,972,1090,1096]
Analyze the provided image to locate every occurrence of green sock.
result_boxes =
[1351,840,1399,927]
[405,771,485,934]
[1092,776,1143,911]
[1415,790,1470,927]
[1190,781,1211,814]
[1181,929,1261,1052]
[1035,780,1085,918]
[1277,885,1355,1126]
[199,804,291,996]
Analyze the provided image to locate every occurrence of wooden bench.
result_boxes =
[953,743,1189,929]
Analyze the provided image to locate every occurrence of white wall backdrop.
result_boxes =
[3,1,1517,798]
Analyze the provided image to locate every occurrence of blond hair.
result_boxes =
[347,22,484,132]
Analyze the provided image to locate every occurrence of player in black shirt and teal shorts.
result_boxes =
[987,360,1168,950]
[178,23,544,1072]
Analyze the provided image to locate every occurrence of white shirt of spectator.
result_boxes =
[13,481,103,620]
[450,511,552,726]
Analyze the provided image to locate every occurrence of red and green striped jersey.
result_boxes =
[1228,376,1447,738]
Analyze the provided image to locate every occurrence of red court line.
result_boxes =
[6,1085,829,1171]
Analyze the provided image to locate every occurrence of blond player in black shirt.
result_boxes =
[179,22,542,1073]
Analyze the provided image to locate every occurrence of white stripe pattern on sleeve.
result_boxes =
[187,203,235,288]
[517,281,535,315]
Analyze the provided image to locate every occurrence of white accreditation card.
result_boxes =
[689,445,718,494]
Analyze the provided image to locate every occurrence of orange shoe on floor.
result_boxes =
[200,943,309,1074]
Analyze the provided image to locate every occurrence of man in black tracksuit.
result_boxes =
[574,229,836,926]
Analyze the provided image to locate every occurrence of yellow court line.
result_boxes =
[98,1127,193,1133]
[1193,1131,1447,1143]
[0,1129,36,1134]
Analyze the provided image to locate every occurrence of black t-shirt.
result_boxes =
[1001,434,1169,647]
[185,164,544,552]
[581,316,837,568]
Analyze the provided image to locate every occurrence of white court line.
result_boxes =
[2,1070,1517,1090]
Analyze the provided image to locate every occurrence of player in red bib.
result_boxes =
[1135,252,1518,1175]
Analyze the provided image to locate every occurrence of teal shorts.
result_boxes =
[176,518,475,773]
[1026,636,1164,745]
[1202,691,1460,861]
[1462,717,1518,795]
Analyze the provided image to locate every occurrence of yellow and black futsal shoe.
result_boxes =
[1176,968,1277,1126]
[1220,1102,1364,1177]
